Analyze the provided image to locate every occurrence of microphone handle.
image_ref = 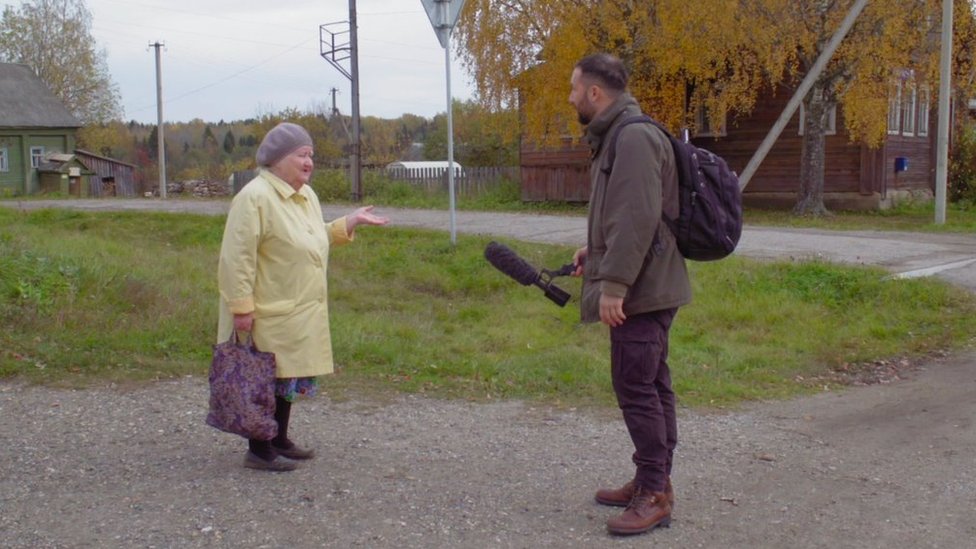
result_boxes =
[539,282,570,307]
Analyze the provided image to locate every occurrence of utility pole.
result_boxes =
[349,0,361,201]
[320,2,362,201]
[149,41,167,199]
[934,0,954,224]
[330,87,340,116]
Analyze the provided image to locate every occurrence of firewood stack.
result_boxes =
[163,180,232,198]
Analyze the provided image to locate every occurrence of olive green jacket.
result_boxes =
[580,93,692,323]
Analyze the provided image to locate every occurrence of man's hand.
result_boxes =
[572,246,588,277]
[599,293,626,327]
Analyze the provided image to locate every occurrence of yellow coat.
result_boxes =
[216,169,352,378]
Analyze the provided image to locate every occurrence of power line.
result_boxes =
[126,37,315,115]
[92,0,315,34]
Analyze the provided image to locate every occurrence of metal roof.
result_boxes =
[386,161,463,170]
[0,63,82,128]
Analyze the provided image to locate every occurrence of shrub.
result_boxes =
[949,123,976,205]
[309,169,350,202]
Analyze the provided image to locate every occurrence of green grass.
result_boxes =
[744,201,976,233]
[312,169,589,215]
[2,206,975,409]
[308,167,976,228]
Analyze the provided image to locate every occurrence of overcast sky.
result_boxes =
[82,0,476,123]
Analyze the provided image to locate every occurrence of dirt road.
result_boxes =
[2,351,975,548]
[1,199,975,547]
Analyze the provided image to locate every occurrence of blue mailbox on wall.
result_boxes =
[894,157,909,173]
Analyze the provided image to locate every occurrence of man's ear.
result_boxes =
[587,84,602,102]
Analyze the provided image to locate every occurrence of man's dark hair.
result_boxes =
[575,53,628,94]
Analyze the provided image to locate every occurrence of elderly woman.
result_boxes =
[217,122,388,471]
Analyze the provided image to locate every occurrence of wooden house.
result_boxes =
[74,149,137,197]
[36,153,95,196]
[521,82,936,210]
[0,63,83,196]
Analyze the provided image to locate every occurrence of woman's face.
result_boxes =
[271,145,314,189]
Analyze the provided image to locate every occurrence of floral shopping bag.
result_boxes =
[205,332,278,440]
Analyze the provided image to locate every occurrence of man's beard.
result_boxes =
[575,99,594,125]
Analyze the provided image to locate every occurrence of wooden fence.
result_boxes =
[378,166,518,197]
[230,166,519,197]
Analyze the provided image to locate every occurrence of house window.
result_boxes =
[0,148,8,172]
[917,87,930,137]
[902,85,917,136]
[30,146,44,168]
[888,82,902,134]
[798,103,837,136]
[694,106,727,137]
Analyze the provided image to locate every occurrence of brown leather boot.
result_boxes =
[596,477,675,508]
[606,486,672,536]
[595,479,634,507]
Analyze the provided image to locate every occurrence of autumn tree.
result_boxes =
[424,99,519,166]
[253,109,342,166]
[396,114,430,159]
[202,125,219,152]
[0,0,122,123]
[223,130,236,155]
[359,116,400,166]
[77,121,133,158]
[455,1,789,144]
[763,0,945,215]
[455,0,975,215]
[147,126,160,161]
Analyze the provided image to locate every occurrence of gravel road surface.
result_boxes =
[2,199,975,548]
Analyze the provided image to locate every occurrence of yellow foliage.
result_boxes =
[455,0,975,147]
[77,122,131,158]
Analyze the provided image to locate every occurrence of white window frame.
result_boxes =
[694,106,727,137]
[902,85,917,136]
[30,146,44,168]
[917,87,930,137]
[0,147,8,172]
[798,103,837,136]
[888,82,902,135]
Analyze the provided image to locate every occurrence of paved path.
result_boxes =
[5,198,976,290]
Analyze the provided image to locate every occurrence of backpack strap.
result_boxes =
[599,114,678,252]
[600,114,655,176]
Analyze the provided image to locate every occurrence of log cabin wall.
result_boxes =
[519,86,935,210]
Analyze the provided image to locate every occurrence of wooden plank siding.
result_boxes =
[519,85,936,209]
[693,93,865,196]
[74,149,137,198]
[520,138,591,202]
[883,131,936,196]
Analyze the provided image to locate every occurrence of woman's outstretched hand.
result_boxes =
[346,205,389,233]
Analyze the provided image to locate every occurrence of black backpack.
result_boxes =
[602,114,742,261]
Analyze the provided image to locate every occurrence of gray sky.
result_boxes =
[84,0,476,123]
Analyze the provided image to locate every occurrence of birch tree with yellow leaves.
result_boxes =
[455,0,976,215]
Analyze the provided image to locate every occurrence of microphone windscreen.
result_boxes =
[484,241,540,286]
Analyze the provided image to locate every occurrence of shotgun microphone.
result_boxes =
[484,241,576,307]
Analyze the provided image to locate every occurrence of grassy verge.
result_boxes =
[2,207,975,409]
[309,168,976,229]
[744,201,976,233]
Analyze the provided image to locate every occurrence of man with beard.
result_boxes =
[568,52,691,536]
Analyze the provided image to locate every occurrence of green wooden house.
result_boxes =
[0,62,82,196]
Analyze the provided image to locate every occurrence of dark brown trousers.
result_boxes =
[610,308,678,493]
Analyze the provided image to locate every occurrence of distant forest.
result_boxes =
[76,100,520,187]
